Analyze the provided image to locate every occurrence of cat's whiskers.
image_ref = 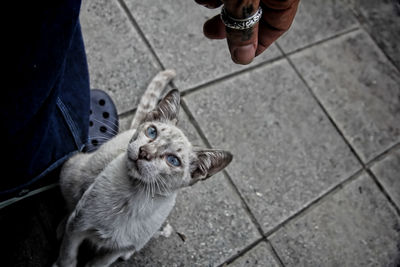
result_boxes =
[92,114,119,126]
[85,146,98,153]
[150,178,155,208]
[154,176,162,195]
[149,181,155,208]
[155,175,171,195]
[91,117,120,135]
[84,136,119,152]
[138,180,149,213]
[86,136,113,142]
[144,178,155,210]
[152,178,156,198]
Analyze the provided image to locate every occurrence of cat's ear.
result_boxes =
[189,149,233,186]
[145,89,180,124]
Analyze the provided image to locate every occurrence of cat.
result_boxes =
[53,69,233,267]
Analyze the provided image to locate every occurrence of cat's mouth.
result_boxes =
[127,153,140,174]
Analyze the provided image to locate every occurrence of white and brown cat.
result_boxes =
[54,70,232,267]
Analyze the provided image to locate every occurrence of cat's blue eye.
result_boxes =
[167,155,181,167]
[146,126,157,140]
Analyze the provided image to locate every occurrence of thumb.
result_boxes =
[223,0,260,65]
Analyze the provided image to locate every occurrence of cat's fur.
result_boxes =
[54,70,233,267]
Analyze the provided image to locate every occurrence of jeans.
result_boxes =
[2,0,89,197]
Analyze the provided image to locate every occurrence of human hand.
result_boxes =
[195,0,300,65]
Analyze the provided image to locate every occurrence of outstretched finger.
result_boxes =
[223,0,261,65]
[194,0,223,9]
[255,0,299,55]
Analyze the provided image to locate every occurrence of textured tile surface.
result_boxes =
[269,173,400,267]
[229,241,280,267]
[115,109,260,266]
[371,148,400,209]
[351,0,400,70]
[290,30,400,162]
[123,0,281,90]
[80,0,161,114]
[184,59,361,233]
[278,0,358,53]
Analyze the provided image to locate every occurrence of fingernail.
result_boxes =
[232,44,256,65]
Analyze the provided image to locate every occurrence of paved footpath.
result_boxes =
[2,0,399,266]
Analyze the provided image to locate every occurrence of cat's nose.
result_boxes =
[138,146,153,161]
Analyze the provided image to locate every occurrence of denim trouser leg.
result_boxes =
[1,0,89,197]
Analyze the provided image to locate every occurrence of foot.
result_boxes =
[120,250,135,261]
[84,89,119,152]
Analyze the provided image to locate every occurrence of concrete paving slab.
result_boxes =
[80,0,161,114]
[290,30,400,163]
[116,109,261,266]
[269,173,400,267]
[184,59,361,233]
[123,0,282,91]
[278,0,358,53]
[371,148,400,209]
[229,241,280,267]
[350,0,400,70]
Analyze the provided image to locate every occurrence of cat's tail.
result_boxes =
[130,69,176,129]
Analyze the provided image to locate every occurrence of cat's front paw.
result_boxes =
[53,259,77,267]
[120,250,135,261]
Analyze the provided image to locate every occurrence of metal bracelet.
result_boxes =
[220,6,263,30]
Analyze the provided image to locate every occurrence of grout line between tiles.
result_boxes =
[181,99,257,206]
[182,27,360,99]
[220,139,400,266]
[264,169,364,238]
[349,8,400,74]
[222,168,266,237]
[216,237,264,267]
[365,142,400,169]
[181,98,272,245]
[180,99,213,148]
[218,238,286,267]
[277,42,366,166]
[365,142,400,215]
[182,98,289,265]
[181,99,262,230]
[284,26,360,57]
[266,239,286,267]
[366,169,400,216]
[117,0,165,70]
[181,53,285,97]
[264,144,400,239]
[118,107,137,121]
[116,4,359,118]
[277,42,400,217]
